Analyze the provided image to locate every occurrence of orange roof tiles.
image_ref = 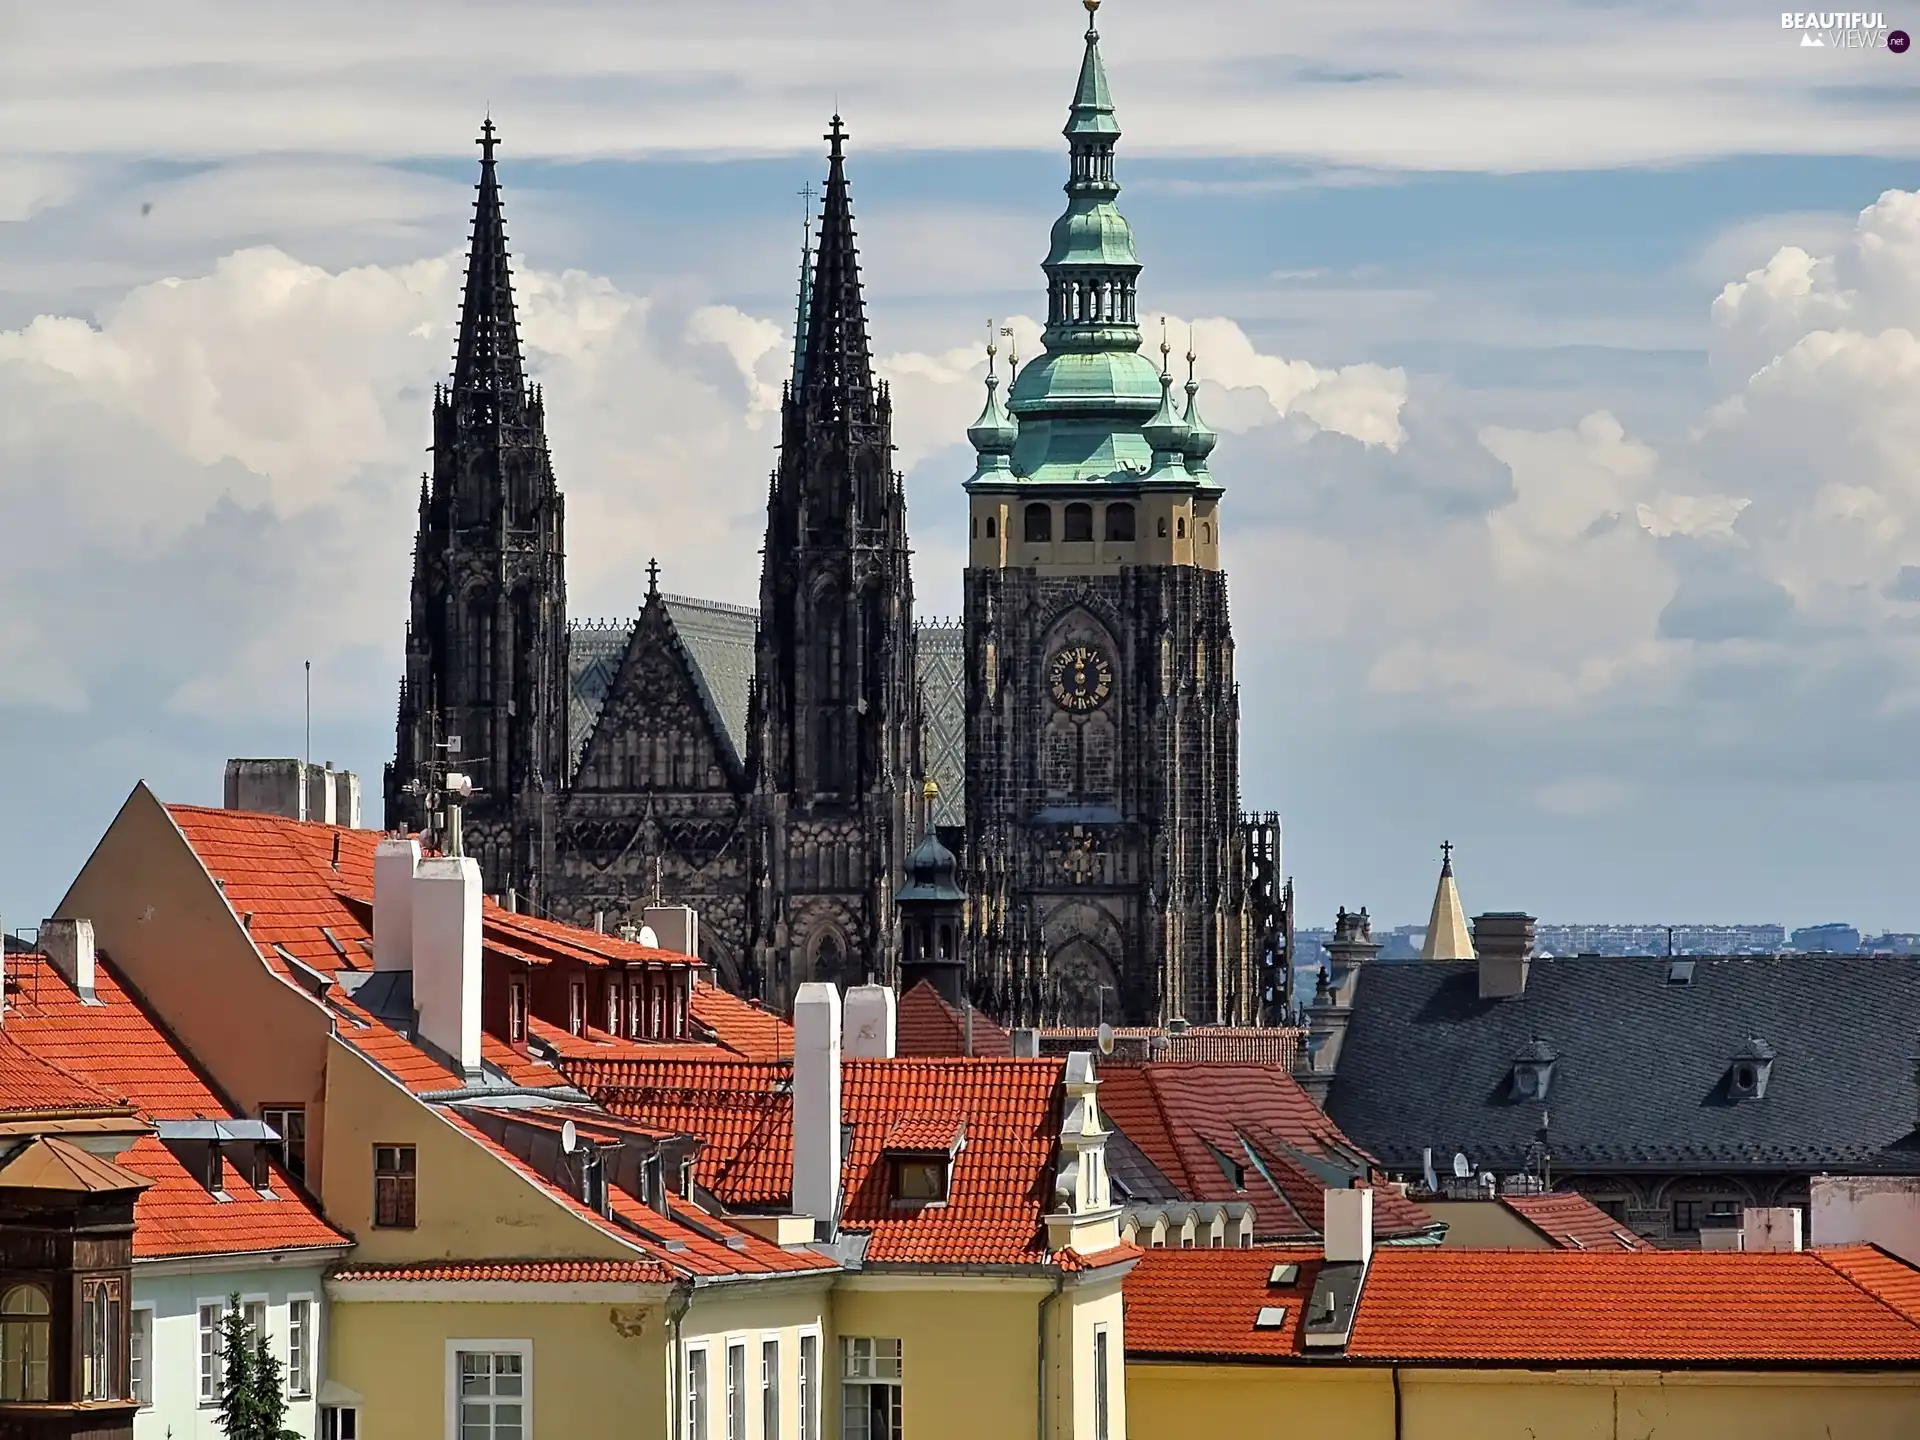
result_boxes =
[1818,1245,1920,1323]
[0,1028,132,1117]
[1126,1247,1920,1364]
[896,982,1011,1059]
[1,950,347,1261]
[1501,1190,1652,1251]
[1095,1064,1434,1241]
[690,983,793,1061]
[332,1259,674,1284]
[571,1055,1074,1266]
[883,1117,965,1152]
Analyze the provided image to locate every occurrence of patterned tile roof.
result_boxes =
[1094,1064,1434,1241]
[1501,1190,1653,1251]
[332,1259,674,1285]
[1326,956,1920,1174]
[0,949,348,1260]
[896,981,1011,1059]
[0,1028,132,1117]
[1126,1247,1920,1364]
[883,1116,965,1152]
[570,1055,1075,1265]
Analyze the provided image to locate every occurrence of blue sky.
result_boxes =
[3,1,1919,934]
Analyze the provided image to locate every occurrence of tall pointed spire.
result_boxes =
[1420,841,1477,961]
[798,115,875,404]
[452,116,527,412]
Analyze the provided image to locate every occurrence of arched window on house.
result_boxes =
[0,1284,51,1401]
[1025,504,1053,543]
[1064,504,1094,542]
[1104,504,1135,542]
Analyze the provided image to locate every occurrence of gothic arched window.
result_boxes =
[1063,504,1093,542]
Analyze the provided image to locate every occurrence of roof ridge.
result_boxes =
[1811,1244,1920,1332]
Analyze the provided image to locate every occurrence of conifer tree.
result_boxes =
[214,1294,298,1440]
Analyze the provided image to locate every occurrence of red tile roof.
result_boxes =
[1817,1244,1920,1323]
[896,982,1011,1059]
[331,1259,673,1285]
[1094,1064,1434,1241]
[883,1117,965,1152]
[1501,1190,1652,1251]
[1126,1247,1920,1364]
[0,1029,132,1117]
[0,950,347,1261]
[571,1055,1082,1266]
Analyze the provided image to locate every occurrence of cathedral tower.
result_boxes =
[746,118,922,1005]
[387,121,570,907]
[962,6,1251,1025]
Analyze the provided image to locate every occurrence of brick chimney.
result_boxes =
[842,984,897,1060]
[413,857,482,1074]
[792,982,842,1236]
[373,838,421,972]
[1473,912,1536,999]
[40,917,99,1005]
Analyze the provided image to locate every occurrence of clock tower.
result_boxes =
[961,2,1255,1027]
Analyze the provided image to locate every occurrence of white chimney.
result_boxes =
[1742,1206,1804,1253]
[40,918,98,1005]
[1323,1186,1374,1265]
[792,982,843,1234]
[842,984,896,1060]
[413,857,482,1073]
[373,838,421,971]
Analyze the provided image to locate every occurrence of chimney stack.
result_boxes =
[792,983,842,1236]
[1322,1186,1374,1266]
[413,856,483,1073]
[40,918,98,1005]
[643,905,700,959]
[1473,912,1536,999]
[373,838,421,972]
[1012,1027,1040,1058]
[1742,1206,1804,1253]
[842,984,897,1060]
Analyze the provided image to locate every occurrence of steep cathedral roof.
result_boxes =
[1420,843,1476,961]
[796,114,874,406]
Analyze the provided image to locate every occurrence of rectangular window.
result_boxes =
[840,1337,902,1440]
[1094,1325,1110,1440]
[628,978,645,1039]
[375,1144,417,1228]
[244,1299,267,1343]
[456,1349,527,1440]
[80,1277,123,1401]
[569,980,587,1036]
[651,977,666,1040]
[321,1406,359,1440]
[1672,1199,1700,1234]
[198,1302,224,1404]
[892,1157,948,1204]
[508,977,528,1044]
[762,1338,781,1440]
[727,1341,747,1440]
[686,1346,709,1440]
[130,1307,153,1407]
[672,977,686,1039]
[288,1298,313,1397]
[607,975,623,1035]
[263,1105,307,1183]
[799,1334,817,1440]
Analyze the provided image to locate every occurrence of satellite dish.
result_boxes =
[1451,1151,1471,1179]
[1422,1147,1439,1192]
[1097,1023,1114,1056]
[561,1120,577,1155]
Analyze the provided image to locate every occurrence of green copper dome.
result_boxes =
[967,362,1018,478]
[966,5,1220,495]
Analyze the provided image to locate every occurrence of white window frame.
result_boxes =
[725,1337,748,1440]
[287,1293,315,1398]
[797,1327,820,1440]
[196,1298,226,1406]
[684,1341,711,1440]
[130,1304,154,1409]
[320,1405,360,1440]
[445,1338,532,1440]
[839,1336,902,1440]
[761,1333,782,1440]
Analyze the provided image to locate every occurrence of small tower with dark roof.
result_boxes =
[898,780,968,1009]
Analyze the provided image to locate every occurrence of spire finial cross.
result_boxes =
[826,114,847,158]
[1441,839,1454,864]
[646,557,660,597]
[478,116,499,163]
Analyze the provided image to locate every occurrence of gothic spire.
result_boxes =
[1420,841,1477,961]
[790,189,815,393]
[452,117,527,409]
[798,115,875,403]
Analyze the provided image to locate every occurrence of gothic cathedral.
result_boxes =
[388,11,1288,1027]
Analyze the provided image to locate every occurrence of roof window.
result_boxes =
[1509,1038,1557,1103]
[883,1117,965,1208]
[1727,1037,1774,1101]
[1666,960,1695,986]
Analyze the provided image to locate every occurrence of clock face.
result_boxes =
[1048,644,1115,713]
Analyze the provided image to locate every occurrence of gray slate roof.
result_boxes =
[1324,956,1920,1176]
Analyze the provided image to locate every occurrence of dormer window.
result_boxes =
[1510,1038,1557,1102]
[1728,1037,1774,1101]
[568,980,586,1036]
[883,1117,965,1208]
